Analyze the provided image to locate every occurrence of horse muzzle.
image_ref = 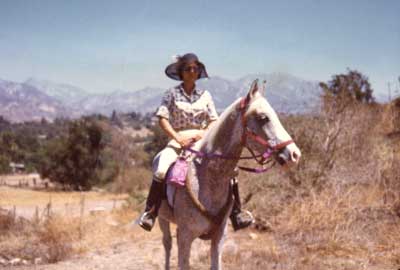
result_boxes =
[276,144,301,165]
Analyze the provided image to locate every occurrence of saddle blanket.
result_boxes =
[166,158,188,187]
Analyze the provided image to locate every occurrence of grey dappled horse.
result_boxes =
[158,80,301,270]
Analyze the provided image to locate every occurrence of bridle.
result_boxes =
[187,97,294,173]
[237,97,294,171]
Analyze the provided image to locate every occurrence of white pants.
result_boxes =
[152,145,181,182]
[152,129,202,182]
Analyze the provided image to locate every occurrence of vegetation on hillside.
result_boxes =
[0,112,153,191]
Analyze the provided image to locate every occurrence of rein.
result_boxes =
[180,95,295,235]
[186,97,294,173]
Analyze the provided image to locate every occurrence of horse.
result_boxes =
[157,79,301,270]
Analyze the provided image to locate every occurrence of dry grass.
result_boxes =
[214,102,400,269]
[202,183,400,270]
[0,204,146,264]
[0,186,128,206]
[0,213,77,263]
[0,185,137,265]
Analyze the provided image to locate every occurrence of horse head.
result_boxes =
[240,79,301,166]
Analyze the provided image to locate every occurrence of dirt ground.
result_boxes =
[0,185,127,219]
[1,176,398,270]
[3,224,396,270]
[2,223,261,270]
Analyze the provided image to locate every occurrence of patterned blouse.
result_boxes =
[155,84,218,131]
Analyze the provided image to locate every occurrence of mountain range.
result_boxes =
[0,73,322,122]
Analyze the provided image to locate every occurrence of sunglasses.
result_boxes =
[182,66,199,73]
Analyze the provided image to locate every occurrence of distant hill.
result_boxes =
[0,73,322,122]
[77,72,321,115]
[24,78,89,105]
[0,79,72,123]
[75,87,165,115]
[199,72,321,113]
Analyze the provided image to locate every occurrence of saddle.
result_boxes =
[165,155,192,208]
[164,129,201,206]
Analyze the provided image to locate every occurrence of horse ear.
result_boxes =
[245,79,259,103]
[262,80,267,95]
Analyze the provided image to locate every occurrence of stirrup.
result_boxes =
[231,210,254,231]
[138,211,157,232]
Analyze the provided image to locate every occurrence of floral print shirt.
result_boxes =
[155,84,218,131]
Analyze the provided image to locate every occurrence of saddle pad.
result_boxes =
[166,158,189,187]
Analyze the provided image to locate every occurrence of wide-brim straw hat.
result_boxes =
[165,53,209,81]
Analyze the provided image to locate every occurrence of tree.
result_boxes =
[144,124,169,166]
[0,155,11,174]
[39,119,105,190]
[319,69,374,105]
[0,116,10,131]
[110,110,123,128]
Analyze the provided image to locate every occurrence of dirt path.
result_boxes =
[2,224,396,270]
[6,238,170,270]
[1,199,126,219]
[4,224,240,270]
[1,186,397,269]
[0,186,128,219]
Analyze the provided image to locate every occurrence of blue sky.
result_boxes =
[0,0,399,97]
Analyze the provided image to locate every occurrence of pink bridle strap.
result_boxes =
[186,146,275,174]
[238,97,294,152]
[246,131,294,151]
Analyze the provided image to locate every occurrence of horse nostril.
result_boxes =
[292,152,299,162]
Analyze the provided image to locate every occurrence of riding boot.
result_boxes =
[138,179,164,232]
[230,178,254,231]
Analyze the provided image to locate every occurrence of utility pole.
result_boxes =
[397,76,400,98]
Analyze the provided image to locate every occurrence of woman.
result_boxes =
[138,53,254,231]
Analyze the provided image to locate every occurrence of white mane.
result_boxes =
[200,98,243,152]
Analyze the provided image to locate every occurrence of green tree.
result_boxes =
[39,119,105,190]
[319,69,374,105]
[0,154,11,174]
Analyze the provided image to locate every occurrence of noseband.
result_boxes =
[238,97,294,169]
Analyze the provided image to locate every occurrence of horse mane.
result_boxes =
[200,92,266,150]
[199,98,243,152]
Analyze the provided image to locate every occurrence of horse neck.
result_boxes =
[200,102,244,176]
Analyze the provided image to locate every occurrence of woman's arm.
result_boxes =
[204,119,217,131]
[159,118,197,148]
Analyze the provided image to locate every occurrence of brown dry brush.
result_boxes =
[283,95,383,190]
[0,209,79,264]
[232,97,400,269]
[382,99,400,208]
[105,124,152,205]
[0,205,136,265]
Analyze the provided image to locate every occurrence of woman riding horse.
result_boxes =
[138,53,254,231]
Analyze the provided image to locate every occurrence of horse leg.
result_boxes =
[159,217,172,270]
[210,223,228,270]
[177,227,195,270]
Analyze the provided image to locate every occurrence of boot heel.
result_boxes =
[137,180,164,232]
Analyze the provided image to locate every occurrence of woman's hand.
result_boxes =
[158,118,207,148]
[175,130,205,148]
[175,134,197,148]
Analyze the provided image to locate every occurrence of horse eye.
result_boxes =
[257,115,270,124]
